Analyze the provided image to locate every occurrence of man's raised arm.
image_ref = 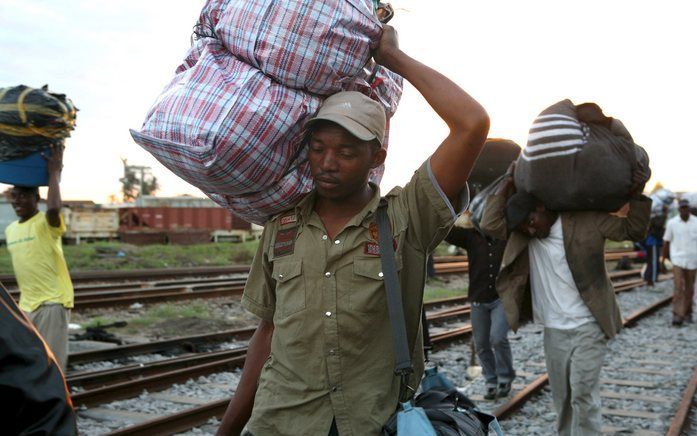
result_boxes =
[374,26,489,202]
[44,144,64,228]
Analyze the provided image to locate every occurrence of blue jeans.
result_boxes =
[471,299,515,387]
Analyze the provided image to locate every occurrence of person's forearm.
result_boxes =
[661,242,670,261]
[47,170,62,212]
[217,319,274,436]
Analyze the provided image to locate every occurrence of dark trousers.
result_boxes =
[643,244,660,283]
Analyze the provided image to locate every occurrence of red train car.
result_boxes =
[119,207,250,231]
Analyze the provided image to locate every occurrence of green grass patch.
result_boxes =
[0,240,260,275]
[83,316,118,329]
[82,302,212,335]
[424,287,467,302]
[127,302,211,329]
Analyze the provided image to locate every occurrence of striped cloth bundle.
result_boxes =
[131,0,402,224]
[515,99,650,212]
[519,99,589,163]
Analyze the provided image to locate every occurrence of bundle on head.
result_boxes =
[131,0,402,225]
[0,85,77,161]
[514,99,650,212]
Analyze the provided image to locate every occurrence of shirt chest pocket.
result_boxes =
[349,256,402,314]
[272,260,306,319]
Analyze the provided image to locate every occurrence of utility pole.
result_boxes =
[120,158,154,203]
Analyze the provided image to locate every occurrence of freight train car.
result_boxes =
[119,203,261,245]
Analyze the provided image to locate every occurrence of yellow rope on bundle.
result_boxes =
[0,85,76,139]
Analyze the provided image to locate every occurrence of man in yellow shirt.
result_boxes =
[5,145,73,370]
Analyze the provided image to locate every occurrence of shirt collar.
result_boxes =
[295,183,382,230]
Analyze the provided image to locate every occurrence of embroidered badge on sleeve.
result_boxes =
[279,214,297,226]
[274,227,298,257]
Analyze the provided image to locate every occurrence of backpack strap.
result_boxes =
[376,198,414,402]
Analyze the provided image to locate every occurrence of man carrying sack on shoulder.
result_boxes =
[216,25,489,436]
[479,162,650,435]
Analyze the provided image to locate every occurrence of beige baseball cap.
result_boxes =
[307,91,386,145]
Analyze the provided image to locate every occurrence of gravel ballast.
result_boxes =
[75,279,697,435]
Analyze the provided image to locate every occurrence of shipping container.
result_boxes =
[167,229,211,245]
[63,207,119,243]
[119,207,250,232]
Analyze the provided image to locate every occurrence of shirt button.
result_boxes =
[489,253,493,257]
[331,386,338,392]
[378,272,384,278]
[322,235,328,240]
[325,311,332,317]
[325,272,331,277]
[278,274,284,279]
[334,239,341,244]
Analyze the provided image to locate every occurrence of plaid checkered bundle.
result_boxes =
[198,0,382,95]
[131,1,402,224]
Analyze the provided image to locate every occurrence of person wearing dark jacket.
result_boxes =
[445,220,515,400]
[480,163,650,435]
[0,284,77,435]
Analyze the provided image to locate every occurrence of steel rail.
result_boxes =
[68,327,256,365]
[0,265,251,288]
[71,353,247,407]
[68,348,249,390]
[666,365,697,436]
[74,286,245,309]
[106,399,230,436]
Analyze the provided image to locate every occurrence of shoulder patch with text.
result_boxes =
[279,214,297,226]
[274,227,298,257]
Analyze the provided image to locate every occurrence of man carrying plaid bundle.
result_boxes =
[217,25,489,436]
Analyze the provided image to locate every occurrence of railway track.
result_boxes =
[71,268,649,435]
[491,295,675,421]
[444,278,695,436]
[2,248,640,309]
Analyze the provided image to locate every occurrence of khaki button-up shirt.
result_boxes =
[242,160,467,436]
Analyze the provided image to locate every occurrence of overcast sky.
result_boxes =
[1,0,695,203]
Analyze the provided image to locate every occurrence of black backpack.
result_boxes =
[382,388,488,436]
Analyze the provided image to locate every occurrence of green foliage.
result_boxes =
[120,159,159,201]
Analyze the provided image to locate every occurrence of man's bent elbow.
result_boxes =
[453,108,490,142]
